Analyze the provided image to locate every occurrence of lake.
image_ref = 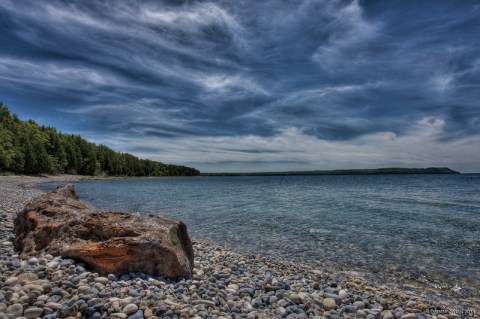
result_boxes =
[38,174,480,299]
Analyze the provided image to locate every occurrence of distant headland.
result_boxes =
[201,167,460,176]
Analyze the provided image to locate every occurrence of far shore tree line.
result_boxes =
[0,103,200,177]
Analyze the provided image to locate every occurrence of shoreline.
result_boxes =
[1,176,478,318]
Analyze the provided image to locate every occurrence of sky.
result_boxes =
[0,0,479,173]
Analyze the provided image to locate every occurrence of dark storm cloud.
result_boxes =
[0,0,479,171]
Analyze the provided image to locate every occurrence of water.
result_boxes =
[38,174,480,298]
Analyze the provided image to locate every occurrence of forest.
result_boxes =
[0,103,200,176]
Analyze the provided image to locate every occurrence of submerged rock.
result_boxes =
[14,184,194,279]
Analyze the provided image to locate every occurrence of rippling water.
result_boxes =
[39,174,480,297]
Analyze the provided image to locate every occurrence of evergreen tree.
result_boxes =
[0,102,200,176]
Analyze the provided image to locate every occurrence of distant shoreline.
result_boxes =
[0,167,462,186]
[201,167,460,176]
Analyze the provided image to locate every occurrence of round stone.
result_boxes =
[339,289,348,300]
[269,296,278,304]
[77,286,91,294]
[382,310,395,319]
[289,293,301,304]
[353,301,366,309]
[122,304,138,315]
[46,261,59,269]
[27,257,39,264]
[143,308,153,318]
[275,307,287,317]
[357,310,367,319]
[6,303,23,318]
[323,297,337,310]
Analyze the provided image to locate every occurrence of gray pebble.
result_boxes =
[122,304,138,315]
[6,303,23,317]
[127,310,144,319]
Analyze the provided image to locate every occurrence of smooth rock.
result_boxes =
[276,307,287,317]
[94,277,109,284]
[122,304,138,315]
[45,302,62,310]
[324,292,342,302]
[24,307,44,319]
[127,310,144,319]
[6,303,23,318]
[353,301,366,309]
[46,261,59,269]
[323,298,337,310]
[382,310,395,319]
[269,296,278,304]
[339,290,348,300]
[289,294,301,304]
[4,277,19,286]
[143,308,153,318]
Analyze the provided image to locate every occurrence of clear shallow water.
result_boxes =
[39,174,480,296]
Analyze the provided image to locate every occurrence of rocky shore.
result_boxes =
[0,176,477,319]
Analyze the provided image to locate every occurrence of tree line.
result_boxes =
[0,103,200,176]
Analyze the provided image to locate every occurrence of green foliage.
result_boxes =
[0,103,200,177]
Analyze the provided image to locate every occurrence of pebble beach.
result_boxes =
[0,176,477,319]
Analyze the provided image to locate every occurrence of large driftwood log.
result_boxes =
[14,184,194,279]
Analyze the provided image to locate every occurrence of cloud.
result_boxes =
[84,117,480,173]
[312,0,379,72]
[0,57,122,89]
[0,0,479,171]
